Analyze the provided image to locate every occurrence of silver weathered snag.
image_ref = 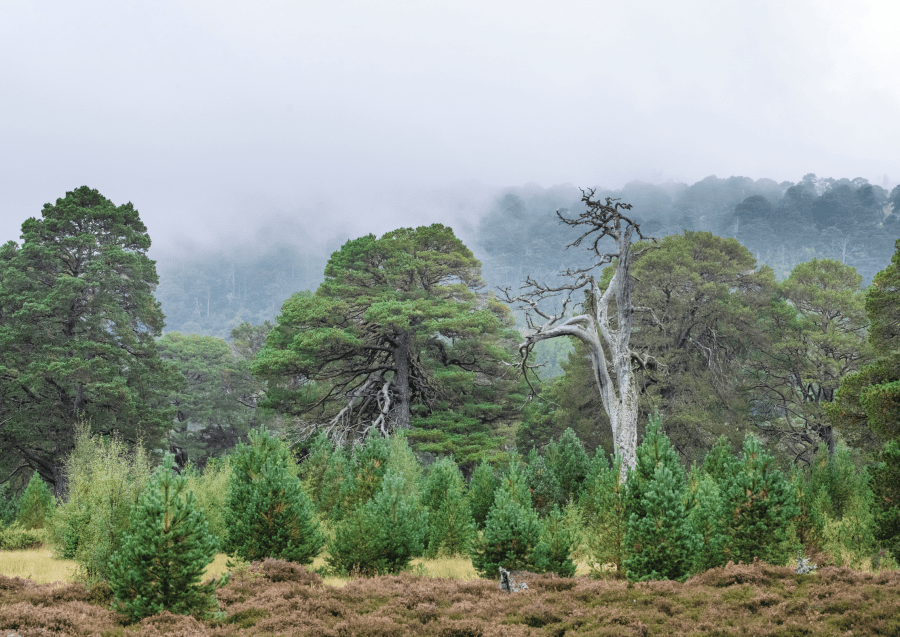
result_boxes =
[501,189,655,479]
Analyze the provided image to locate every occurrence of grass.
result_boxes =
[2,547,485,589]
[0,547,77,584]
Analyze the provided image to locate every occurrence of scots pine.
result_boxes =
[623,416,698,582]
[224,428,323,564]
[15,473,55,530]
[327,470,428,575]
[108,454,227,624]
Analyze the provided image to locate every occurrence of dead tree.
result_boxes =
[500,190,654,479]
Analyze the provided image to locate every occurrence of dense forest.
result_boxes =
[1,177,899,603]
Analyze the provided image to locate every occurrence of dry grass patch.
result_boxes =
[0,548,77,584]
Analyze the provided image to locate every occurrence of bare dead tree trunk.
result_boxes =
[501,190,653,480]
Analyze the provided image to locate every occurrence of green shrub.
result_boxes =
[0,482,19,526]
[224,428,324,564]
[327,470,428,575]
[718,434,799,566]
[524,451,562,516]
[468,459,498,529]
[470,486,541,577]
[870,439,900,560]
[109,454,227,624]
[532,506,577,577]
[686,467,727,573]
[334,435,391,520]
[581,453,627,575]
[183,456,232,550]
[15,473,55,530]
[623,416,698,582]
[547,427,591,503]
[0,523,44,550]
[422,457,472,557]
[48,424,153,582]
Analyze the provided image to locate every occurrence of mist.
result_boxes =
[3,1,898,259]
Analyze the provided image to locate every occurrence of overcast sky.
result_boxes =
[2,1,898,255]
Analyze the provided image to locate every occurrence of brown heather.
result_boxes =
[2,558,900,636]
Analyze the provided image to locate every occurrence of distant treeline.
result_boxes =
[154,174,900,341]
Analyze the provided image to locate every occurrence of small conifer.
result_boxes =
[686,467,727,573]
[224,428,324,564]
[334,435,390,520]
[581,453,627,575]
[547,428,591,503]
[15,473,55,530]
[525,451,563,516]
[532,506,577,577]
[718,434,799,566]
[423,458,472,557]
[108,454,227,624]
[468,459,499,529]
[470,486,542,577]
[327,470,428,575]
[623,416,698,582]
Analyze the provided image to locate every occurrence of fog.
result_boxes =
[2,1,898,257]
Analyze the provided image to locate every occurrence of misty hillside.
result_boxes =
[154,173,900,340]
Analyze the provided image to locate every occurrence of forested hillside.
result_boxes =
[2,183,900,609]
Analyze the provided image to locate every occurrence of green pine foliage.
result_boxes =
[15,473,55,530]
[334,435,391,520]
[532,506,577,577]
[0,483,20,527]
[581,453,627,576]
[718,434,799,566]
[870,440,900,561]
[686,466,727,573]
[183,456,232,550]
[468,459,499,529]
[422,457,473,557]
[326,470,428,575]
[108,454,227,624]
[470,486,542,577]
[224,428,324,564]
[49,424,154,581]
[524,450,562,516]
[623,416,698,582]
[547,428,591,504]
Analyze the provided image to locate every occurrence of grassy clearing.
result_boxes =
[0,548,77,584]
[2,548,485,588]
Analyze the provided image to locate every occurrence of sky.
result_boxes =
[2,0,898,256]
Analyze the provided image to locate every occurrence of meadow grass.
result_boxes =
[2,548,493,588]
[0,547,77,584]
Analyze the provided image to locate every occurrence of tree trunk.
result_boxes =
[393,331,412,431]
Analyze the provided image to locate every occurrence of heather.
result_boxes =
[4,559,900,636]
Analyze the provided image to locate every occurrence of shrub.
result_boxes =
[532,506,577,577]
[108,454,227,624]
[468,459,499,529]
[334,435,391,520]
[183,456,232,550]
[470,486,541,577]
[869,439,900,561]
[524,451,562,516]
[0,523,44,550]
[718,434,799,566]
[224,427,324,564]
[686,467,727,573]
[422,457,472,557]
[623,415,698,582]
[48,424,154,582]
[547,427,591,503]
[581,452,627,576]
[0,482,19,526]
[327,470,428,575]
[15,473,55,530]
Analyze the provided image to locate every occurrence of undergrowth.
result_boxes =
[2,559,899,636]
